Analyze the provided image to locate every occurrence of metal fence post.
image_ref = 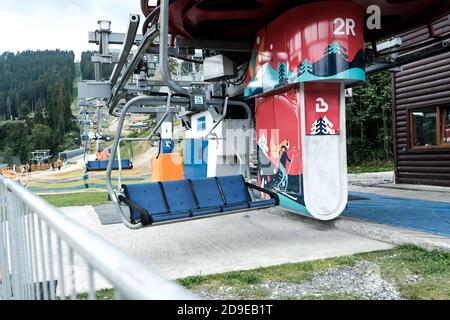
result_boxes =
[0,175,193,300]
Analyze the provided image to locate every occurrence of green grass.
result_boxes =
[297,293,363,300]
[179,254,357,292]
[176,245,450,300]
[77,246,450,300]
[348,161,394,174]
[372,245,450,300]
[76,289,115,300]
[42,191,110,207]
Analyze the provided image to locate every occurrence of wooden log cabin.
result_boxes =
[393,14,450,187]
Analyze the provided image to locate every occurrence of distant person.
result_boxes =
[51,162,55,171]
[83,172,89,189]
[56,159,62,171]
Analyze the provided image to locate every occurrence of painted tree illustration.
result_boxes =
[278,63,287,85]
[311,117,327,135]
[325,41,349,59]
[298,59,313,75]
[311,116,335,135]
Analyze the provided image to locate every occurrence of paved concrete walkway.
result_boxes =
[61,206,392,280]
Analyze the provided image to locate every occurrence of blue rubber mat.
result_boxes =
[345,192,450,237]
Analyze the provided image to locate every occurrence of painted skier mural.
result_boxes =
[257,136,303,201]
[275,141,292,191]
[256,90,304,205]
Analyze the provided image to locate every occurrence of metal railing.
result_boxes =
[0,175,193,300]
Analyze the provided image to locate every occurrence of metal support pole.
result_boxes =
[110,14,140,85]
[106,95,170,203]
[110,25,159,109]
[94,63,101,81]
[227,100,252,180]
[116,93,172,189]
[159,0,189,96]
[205,97,229,139]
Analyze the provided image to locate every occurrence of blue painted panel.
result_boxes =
[345,192,450,237]
[162,139,174,154]
[184,139,208,179]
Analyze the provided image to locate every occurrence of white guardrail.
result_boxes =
[0,175,192,300]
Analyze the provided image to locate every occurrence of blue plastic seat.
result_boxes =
[98,160,108,170]
[86,161,100,171]
[190,178,224,207]
[217,175,251,211]
[85,159,133,171]
[120,160,133,169]
[189,177,225,217]
[120,175,279,227]
[161,180,197,219]
[123,183,169,222]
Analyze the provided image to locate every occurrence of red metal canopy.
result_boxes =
[154,0,450,42]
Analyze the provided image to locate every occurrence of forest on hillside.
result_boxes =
[0,50,79,164]
[80,51,115,80]
[0,50,74,118]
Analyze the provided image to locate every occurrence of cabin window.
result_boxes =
[409,106,450,148]
[442,107,450,145]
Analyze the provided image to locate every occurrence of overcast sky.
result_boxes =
[0,0,147,61]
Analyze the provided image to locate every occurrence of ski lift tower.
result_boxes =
[31,150,51,164]
[78,19,125,100]
[92,20,113,81]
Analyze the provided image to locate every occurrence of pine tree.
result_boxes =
[33,103,45,125]
[5,95,11,119]
[19,102,30,119]
[46,84,56,129]
[314,117,327,135]
[310,116,335,135]
[278,63,287,85]
[325,41,349,59]
[299,59,313,75]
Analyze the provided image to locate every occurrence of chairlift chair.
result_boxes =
[106,94,279,229]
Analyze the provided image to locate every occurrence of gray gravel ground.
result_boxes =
[196,261,403,300]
